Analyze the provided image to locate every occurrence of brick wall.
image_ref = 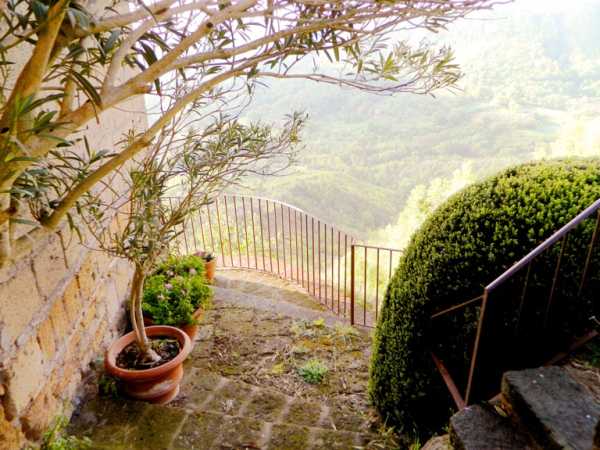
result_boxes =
[0,72,146,450]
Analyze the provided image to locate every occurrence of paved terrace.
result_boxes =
[67,270,400,449]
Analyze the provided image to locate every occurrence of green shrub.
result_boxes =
[369,159,600,435]
[142,255,212,325]
[298,359,329,384]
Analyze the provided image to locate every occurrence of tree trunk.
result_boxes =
[130,265,161,362]
[0,191,11,268]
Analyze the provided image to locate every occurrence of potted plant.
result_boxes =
[98,149,202,403]
[195,251,217,283]
[85,106,299,403]
[142,254,212,341]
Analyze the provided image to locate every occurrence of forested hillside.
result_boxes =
[241,1,600,244]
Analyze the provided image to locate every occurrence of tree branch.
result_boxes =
[41,62,261,229]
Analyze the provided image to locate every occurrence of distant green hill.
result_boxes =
[240,1,600,241]
[248,171,397,238]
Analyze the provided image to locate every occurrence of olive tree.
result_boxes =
[85,97,303,360]
[0,0,505,268]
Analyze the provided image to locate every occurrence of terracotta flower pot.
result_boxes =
[204,258,216,284]
[180,307,204,341]
[193,250,216,283]
[105,325,191,404]
[143,306,204,342]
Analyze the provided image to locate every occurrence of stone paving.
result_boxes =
[67,270,400,449]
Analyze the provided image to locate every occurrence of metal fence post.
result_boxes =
[350,244,355,326]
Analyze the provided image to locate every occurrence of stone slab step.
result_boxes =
[68,398,377,450]
[172,367,371,435]
[449,403,535,450]
[502,366,600,450]
[211,284,343,327]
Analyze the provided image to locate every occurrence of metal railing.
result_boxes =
[169,194,403,327]
[431,198,600,409]
[169,193,598,408]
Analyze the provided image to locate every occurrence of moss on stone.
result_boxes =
[285,400,322,427]
[244,390,288,421]
[171,411,224,449]
[270,424,311,450]
[128,405,188,450]
[204,381,253,415]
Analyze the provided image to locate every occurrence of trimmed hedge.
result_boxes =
[369,159,600,435]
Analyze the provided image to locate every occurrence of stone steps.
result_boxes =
[448,366,600,450]
[68,397,377,450]
[211,278,344,327]
[67,273,380,449]
[449,403,535,450]
[502,366,600,450]
[172,367,371,435]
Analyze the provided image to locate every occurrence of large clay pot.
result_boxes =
[105,325,191,404]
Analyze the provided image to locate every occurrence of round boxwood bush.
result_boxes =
[143,255,212,326]
[369,159,600,435]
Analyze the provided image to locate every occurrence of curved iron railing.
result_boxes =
[168,194,403,327]
[168,193,598,409]
[431,198,600,409]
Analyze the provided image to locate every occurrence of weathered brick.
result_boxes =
[92,319,109,351]
[33,233,69,300]
[0,406,25,450]
[62,277,83,323]
[36,318,56,360]
[57,361,80,393]
[66,329,82,360]
[4,337,45,418]
[77,257,97,301]
[21,388,59,439]
[59,226,86,270]
[81,302,98,330]
[0,265,43,351]
[49,299,70,345]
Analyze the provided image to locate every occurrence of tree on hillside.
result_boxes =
[0,0,504,267]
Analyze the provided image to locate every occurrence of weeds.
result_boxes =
[98,374,119,398]
[297,359,329,384]
[34,416,91,450]
[333,323,360,343]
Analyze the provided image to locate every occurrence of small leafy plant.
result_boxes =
[98,374,120,398]
[154,255,207,279]
[298,359,329,384]
[36,416,91,450]
[142,255,212,326]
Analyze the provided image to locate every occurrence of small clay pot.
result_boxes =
[194,250,216,283]
[105,325,191,404]
[204,258,216,284]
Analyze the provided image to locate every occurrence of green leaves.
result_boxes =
[31,0,48,22]
[70,72,101,106]
[102,30,121,54]
[370,159,600,436]
[142,255,212,326]
[297,359,329,384]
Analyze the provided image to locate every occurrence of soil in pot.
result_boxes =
[116,337,180,370]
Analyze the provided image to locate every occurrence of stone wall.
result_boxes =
[0,67,146,450]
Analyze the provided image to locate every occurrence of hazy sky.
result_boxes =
[498,0,594,14]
